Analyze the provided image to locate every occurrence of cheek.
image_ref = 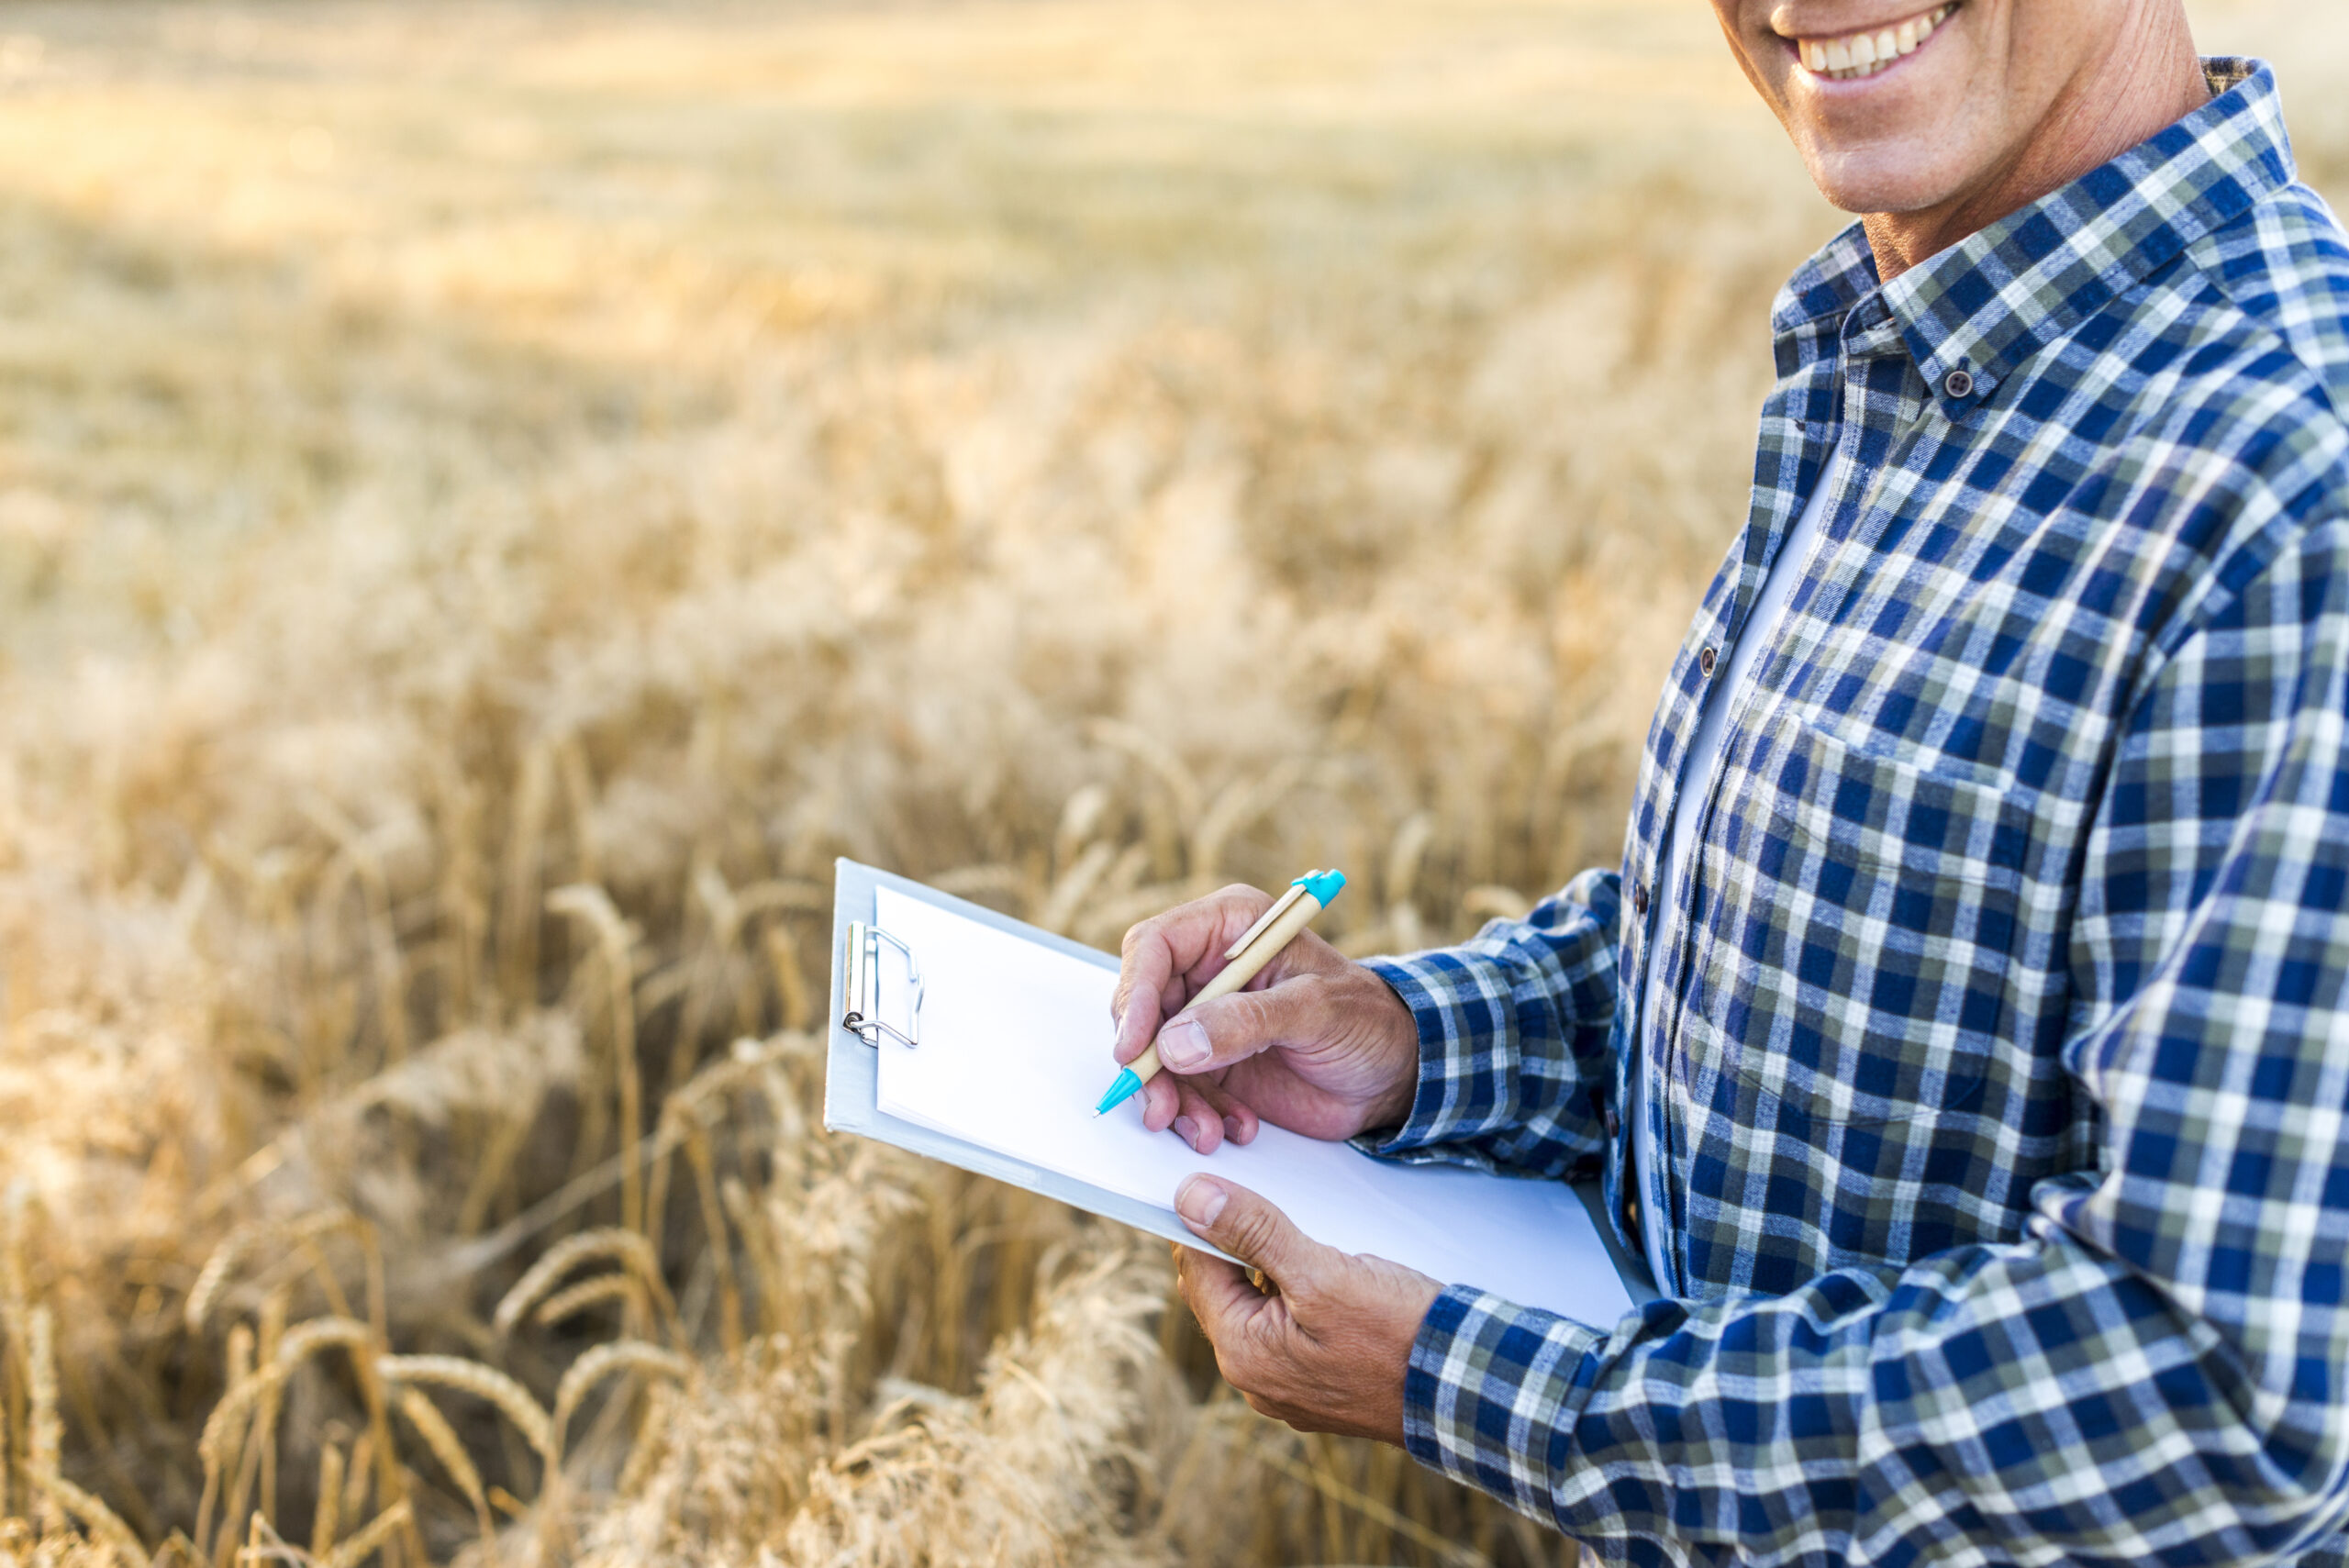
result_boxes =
[1709,0,1790,107]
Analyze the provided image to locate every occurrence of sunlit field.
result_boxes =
[0,2,2339,1564]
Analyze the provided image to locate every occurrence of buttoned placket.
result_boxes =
[1624,388,1851,1296]
[1636,286,1966,1295]
[1766,308,1953,645]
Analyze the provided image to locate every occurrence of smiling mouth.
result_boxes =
[1791,1,1959,81]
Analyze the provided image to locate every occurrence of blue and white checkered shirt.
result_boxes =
[1361,60,2349,1568]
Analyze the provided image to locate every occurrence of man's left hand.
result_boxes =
[1172,1173,1442,1446]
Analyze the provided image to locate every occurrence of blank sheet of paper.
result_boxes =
[872,886,1634,1326]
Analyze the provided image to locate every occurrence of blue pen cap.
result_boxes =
[1292,868,1346,906]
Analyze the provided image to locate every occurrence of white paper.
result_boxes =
[872,886,1634,1326]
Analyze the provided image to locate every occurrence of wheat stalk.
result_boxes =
[233,1512,317,1568]
[392,1387,495,1550]
[375,1356,553,1457]
[301,797,413,1069]
[272,1317,371,1372]
[1459,884,1533,924]
[550,1342,692,1466]
[1191,758,1306,881]
[196,1367,286,1480]
[324,1500,411,1568]
[257,1319,414,1568]
[185,1225,265,1335]
[492,1228,674,1342]
[1037,840,1116,935]
[1085,718,1204,829]
[532,1273,641,1331]
[679,1122,743,1355]
[186,1210,369,1334]
[28,1468,147,1564]
[762,924,814,1034]
[257,1291,288,1525]
[1256,1441,1499,1568]
[309,1444,344,1561]
[27,1306,62,1538]
[537,1341,692,1556]
[547,884,644,1235]
[0,1333,10,1525]
[194,1326,257,1553]
[340,1433,374,1534]
[215,1294,298,1568]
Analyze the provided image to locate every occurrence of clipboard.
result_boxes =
[827,857,1240,1258]
[825,857,1657,1303]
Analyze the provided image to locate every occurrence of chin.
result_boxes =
[1794,141,1976,217]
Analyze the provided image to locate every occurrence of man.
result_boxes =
[1108,0,2349,1561]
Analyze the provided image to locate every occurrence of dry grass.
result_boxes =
[0,1,2338,1564]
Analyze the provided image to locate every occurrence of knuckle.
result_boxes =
[1231,986,1281,1038]
[1223,1206,1283,1262]
[1214,885,1272,924]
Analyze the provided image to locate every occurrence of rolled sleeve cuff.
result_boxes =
[1356,950,1509,1162]
[1404,1284,1605,1520]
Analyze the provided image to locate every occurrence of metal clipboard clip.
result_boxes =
[842,921,922,1049]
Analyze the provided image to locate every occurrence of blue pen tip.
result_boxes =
[1293,868,1346,906]
[1095,1066,1142,1116]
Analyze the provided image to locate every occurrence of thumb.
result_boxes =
[1152,978,1322,1077]
[1174,1176,1332,1295]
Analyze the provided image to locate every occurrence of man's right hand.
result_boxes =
[1110,884,1422,1155]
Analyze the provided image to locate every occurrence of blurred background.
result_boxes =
[0,3,2339,1565]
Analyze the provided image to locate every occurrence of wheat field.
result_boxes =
[0,3,2339,1565]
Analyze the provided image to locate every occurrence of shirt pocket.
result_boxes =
[1717,712,2032,1129]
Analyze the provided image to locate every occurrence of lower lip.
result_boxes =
[1787,10,1954,89]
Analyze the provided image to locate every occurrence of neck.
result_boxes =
[1862,9,2210,281]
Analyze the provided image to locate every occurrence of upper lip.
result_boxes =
[1772,1,1943,44]
[1772,1,1955,73]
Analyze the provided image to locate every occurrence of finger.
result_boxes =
[1109,936,1174,1064]
[1190,1076,1258,1146]
[1110,887,1275,1062]
[1171,1078,1225,1153]
[1137,1069,1181,1132]
[1174,1244,1272,1353]
[1174,1176,1337,1298]
[1152,970,1338,1080]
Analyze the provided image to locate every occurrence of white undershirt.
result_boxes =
[1631,455,1843,1292]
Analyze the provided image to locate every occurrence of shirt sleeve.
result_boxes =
[1352,863,1623,1180]
[1402,512,2349,1567]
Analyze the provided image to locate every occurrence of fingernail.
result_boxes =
[1159,1017,1210,1071]
[1173,1115,1199,1149]
[1222,1116,1244,1143]
[1175,1174,1227,1228]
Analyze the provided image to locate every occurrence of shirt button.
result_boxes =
[1603,1106,1622,1140]
[1944,368,1976,399]
[1698,646,1718,678]
[1632,882,1650,917]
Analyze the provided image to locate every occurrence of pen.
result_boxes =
[1094,868,1347,1116]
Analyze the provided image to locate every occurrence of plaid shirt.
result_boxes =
[1361,61,2349,1568]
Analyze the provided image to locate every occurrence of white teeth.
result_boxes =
[1799,3,1954,79]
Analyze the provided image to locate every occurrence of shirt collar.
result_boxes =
[1771,59,2294,414]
